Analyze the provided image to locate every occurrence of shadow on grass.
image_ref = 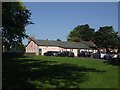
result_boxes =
[103,59,120,66]
[3,57,105,89]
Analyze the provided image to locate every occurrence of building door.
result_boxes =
[77,49,80,55]
[39,49,42,55]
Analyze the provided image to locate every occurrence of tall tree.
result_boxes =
[117,36,120,53]
[56,39,61,41]
[67,24,95,42]
[2,2,33,51]
[94,26,119,51]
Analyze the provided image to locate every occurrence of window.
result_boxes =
[70,49,73,52]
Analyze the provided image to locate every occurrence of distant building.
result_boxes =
[25,39,97,57]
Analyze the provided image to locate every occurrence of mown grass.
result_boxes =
[3,55,119,89]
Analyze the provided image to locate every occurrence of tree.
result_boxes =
[117,36,120,53]
[67,24,95,42]
[2,2,33,51]
[93,26,119,51]
[56,39,61,41]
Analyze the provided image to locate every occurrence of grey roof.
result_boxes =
[34,39,90,49]
[80,41,97,48]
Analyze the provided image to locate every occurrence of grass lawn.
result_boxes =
[3,56,119,89]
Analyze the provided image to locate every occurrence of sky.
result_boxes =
[23,2,118,45]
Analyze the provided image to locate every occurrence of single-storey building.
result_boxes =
[25,38,97,57]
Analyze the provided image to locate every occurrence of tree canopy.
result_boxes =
[117,36,120,52]
[93,26,119,50]
[67,24,120,51]
[2,2,33,51]
[67,24,95,42]
[56,39,62,41]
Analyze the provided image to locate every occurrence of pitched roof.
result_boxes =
[34,39,90,49]
[80,41,97,48]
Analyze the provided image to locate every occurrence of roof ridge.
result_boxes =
[31,39,96,49]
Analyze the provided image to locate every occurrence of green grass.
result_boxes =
[3,56,119,89]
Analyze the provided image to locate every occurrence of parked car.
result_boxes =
[58,51,74,57]
[78,51,91,57]
[104,52,118,60]
[44,51,60,56]
[93,51,106,59]
[117,53,120,60]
